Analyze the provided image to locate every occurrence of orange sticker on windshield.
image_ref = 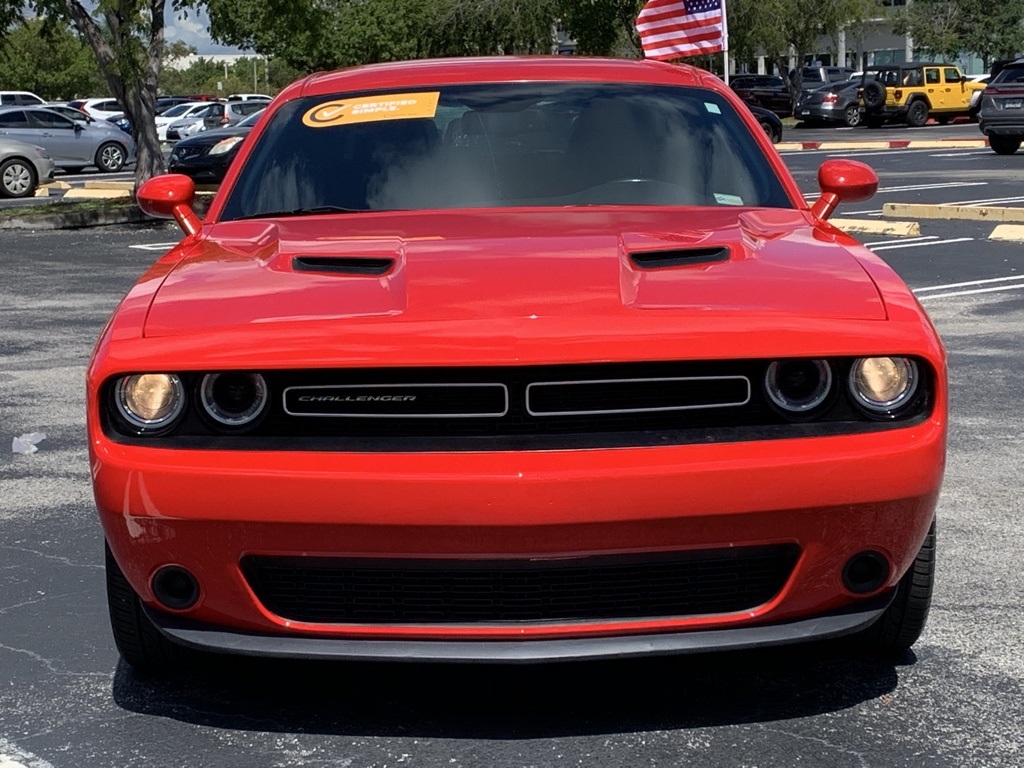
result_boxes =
[303,92,440,127]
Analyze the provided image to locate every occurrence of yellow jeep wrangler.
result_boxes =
[859,62,987,127]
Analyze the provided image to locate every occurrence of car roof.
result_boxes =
[866,61,950,71]
[284,56,711,102]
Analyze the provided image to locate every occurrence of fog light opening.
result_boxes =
[842,551,890,594]
[152,566,200,611]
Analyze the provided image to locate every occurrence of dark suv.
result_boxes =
[978,60,1024,154]
[729,75,792,117]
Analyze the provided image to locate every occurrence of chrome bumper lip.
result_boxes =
[145,593,894,664]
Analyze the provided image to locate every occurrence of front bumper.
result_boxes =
[93,416,944,656]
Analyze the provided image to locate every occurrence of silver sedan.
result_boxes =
[0,137,55,198]
[0,105,135,173]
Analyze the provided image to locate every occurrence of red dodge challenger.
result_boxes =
[88,57,945,671]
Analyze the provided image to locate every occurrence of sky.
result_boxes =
[164,5,244,55]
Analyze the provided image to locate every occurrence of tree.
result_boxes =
[892,0,1024,69]
[556,0,643,57]
[0,16,105,98]
[729,0,880,100]
[0,0,177,186]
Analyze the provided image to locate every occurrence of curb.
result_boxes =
[0,206,154,230]
[989,224,1024,242]
[883,203,1024,223]
[778,138,989,152]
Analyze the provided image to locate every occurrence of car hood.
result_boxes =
[143,208,886,339]
[175,126,251,149]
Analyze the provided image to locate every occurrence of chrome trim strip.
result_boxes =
[525,376,751,417]
[283,383,509,419]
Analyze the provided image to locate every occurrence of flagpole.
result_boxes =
[722,0,730,86]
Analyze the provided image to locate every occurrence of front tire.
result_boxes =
[105,543,186,673]
[906,100,929,127]
[95,142,126,172]
[990,135,1022,155]
[849,521,935,656]
[0,157,37,198]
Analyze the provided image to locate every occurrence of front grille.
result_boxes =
[241,545,800,624]
[171,146,203,161]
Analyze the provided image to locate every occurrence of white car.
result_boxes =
[969,74,991,116]
[156,102,217,142]
[69,98,125,121]
[165,110,214,142]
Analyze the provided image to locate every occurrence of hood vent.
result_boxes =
[630,247,730,269]
[292,256,394,275]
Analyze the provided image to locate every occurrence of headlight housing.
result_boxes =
[208,136,244,156]
[764,359,833,417]
[848,357,919,417]
[199,372,269,428]
[114,374,185,433]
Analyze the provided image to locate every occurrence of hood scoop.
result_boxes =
[292,256,395,275]
[629,247,730,269]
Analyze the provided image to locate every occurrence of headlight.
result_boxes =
[32,145,50,159]
[849,357,919,415]
[764,359,833,415]
[115,374,185,432]
[208,136,243,156]
[199,372,268,428]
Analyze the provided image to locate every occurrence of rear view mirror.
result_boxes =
[810,159,878,221]
[137,174,201,236]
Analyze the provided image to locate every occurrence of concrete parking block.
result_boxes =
[884,203,1024,222]
[989,224,1024,242]
[62,188,132,199]
[83,180,135,190]
[835,219,921,236]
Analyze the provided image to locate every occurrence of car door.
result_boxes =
[203,103,226,130]
[26,109,87,163]
[924,68,943,110]
[943,68,964,109]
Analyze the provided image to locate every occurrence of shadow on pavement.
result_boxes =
[111,642,910,738]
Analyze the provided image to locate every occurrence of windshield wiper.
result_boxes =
[234,205,364,220]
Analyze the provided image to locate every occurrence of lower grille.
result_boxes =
[241,545,800,624]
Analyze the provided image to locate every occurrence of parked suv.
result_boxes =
[201,100,266,130]
[978,60,1024,154]
[729,75,792,117]
[858,62,986,127]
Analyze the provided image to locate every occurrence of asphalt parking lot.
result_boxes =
[0,139,1022,767]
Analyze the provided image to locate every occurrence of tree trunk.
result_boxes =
[63,0,167,191]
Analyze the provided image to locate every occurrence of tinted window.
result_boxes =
[219,83,792,221]
[238,109,265,127]
[925,69,940,85]
[163,103,197,117]
[0,110,29,128]
[27,110,75,129]
[944,68,961,83]
[235,102,265,116]
[992,65,1024,84]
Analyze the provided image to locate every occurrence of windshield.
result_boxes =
[219,82,791,221]
[163,103,199,117]
[238,109,265,127]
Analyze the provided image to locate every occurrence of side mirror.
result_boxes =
[73,122,83,133]
[810,159,878,221]
[137,174,202,237]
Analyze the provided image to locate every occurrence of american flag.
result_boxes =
[637,0,727,61]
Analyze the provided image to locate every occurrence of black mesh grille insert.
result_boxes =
[241,545,800,624]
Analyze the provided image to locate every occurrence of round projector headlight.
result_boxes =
[115,373,185,432]
[765,359,833,415]
[849,357,919,415]
[199,372,268,428]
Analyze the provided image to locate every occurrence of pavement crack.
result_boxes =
[0,546,102,569]
[0,642,109,678]
[0,592,77,616]
[757,723,870,767]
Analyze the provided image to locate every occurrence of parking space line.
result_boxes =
[915,275,1024,293]
[916,283,1024,301]
[129,242,178,250]
[0,739,54,768]
[869,237,974,251]
[863,236,938,247]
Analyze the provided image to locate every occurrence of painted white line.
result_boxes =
[961,197,1024,208]
[928,150,993,157]
[838,208,884,216]
[824,148,958,158]
[869,237,975,251]
[129,242,178,251]
[917,284,1024,300]
[0,739,55,768]
[915,274,1024,293]
[863,235,938,247]
[808,181,988,201]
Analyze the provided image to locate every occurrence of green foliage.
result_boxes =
[0,17,105,98]
[159,54,296,96]
[892,0,1024,66]
[556,0,643,57]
